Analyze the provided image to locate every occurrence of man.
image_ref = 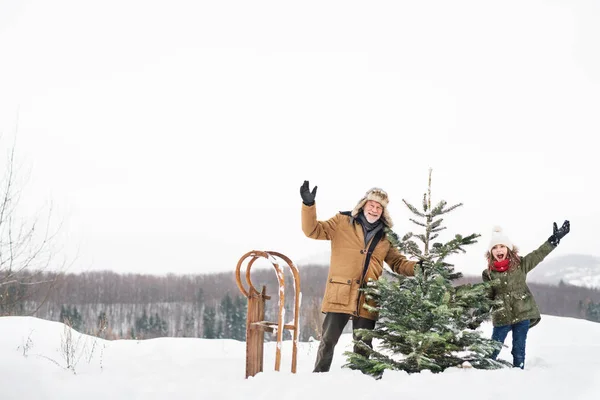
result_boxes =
[300,180,417,372]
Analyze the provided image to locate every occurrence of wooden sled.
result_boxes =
[235,251,301,378]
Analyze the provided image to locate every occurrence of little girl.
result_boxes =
[482,220,570,369]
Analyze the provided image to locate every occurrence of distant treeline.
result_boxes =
[2,266,600,341]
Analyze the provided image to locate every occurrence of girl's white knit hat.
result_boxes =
[488,226,514,251]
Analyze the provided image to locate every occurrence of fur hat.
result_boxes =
[351,187,394,228]
[488,226,514,252]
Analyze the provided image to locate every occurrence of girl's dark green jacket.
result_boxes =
[482,241,555,328]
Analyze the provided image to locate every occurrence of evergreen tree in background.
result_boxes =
[59,305,83,332]
[581,300,600,322]
[232,295,247,341]
[134,309,150,335]
[134,309,168,338]
[149,312,168,337]
[345,169,507,376]
[202,306,217,339]
[183,312,196,338]
[220,294,235,338]
[218,293,247,341]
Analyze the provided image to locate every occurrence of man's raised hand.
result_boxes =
[300,180,317,206]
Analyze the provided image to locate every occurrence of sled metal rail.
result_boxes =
[235,250,301,378]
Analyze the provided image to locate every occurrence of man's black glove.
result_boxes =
[414,260,424,275]
[300,180,317,206]
[548,220,570,247]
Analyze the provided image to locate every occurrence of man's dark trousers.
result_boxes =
[313,312,376,372]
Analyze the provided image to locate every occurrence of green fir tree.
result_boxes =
[345,169,508,377]
[583,300,600,322]
[59,305,84,332]
[202,306,217,339]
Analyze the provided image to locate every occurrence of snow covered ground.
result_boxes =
[1,315,599,399]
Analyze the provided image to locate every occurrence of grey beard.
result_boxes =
[357,212,383,246]
[359,212,381,231]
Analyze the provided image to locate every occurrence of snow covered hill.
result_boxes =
[528,254,600,289]
[1,315,600,399]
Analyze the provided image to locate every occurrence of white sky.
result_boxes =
[0,0,599,276]
[1,315,600,399]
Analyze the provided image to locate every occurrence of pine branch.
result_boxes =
[409,219,427,228]
[443,203,463,214]
[430,218,443,230]
[402,200,425,218]
[415,234,427,244]
[430,200,447,216]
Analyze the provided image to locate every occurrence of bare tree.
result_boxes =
[0,135,65,315]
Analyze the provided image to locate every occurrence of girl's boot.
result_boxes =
[513,358,524,369]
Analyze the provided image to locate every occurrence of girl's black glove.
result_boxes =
[548,220,570,246]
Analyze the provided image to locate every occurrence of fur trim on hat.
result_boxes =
[351,187,394,228]
[487,225,514,252]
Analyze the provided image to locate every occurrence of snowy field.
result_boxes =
[1,315,599,399]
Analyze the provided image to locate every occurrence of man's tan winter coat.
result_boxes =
[302,203,416,320]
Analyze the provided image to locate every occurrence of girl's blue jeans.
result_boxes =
[491,319,530,369]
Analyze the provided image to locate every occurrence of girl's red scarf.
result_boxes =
[492,258,510,272]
